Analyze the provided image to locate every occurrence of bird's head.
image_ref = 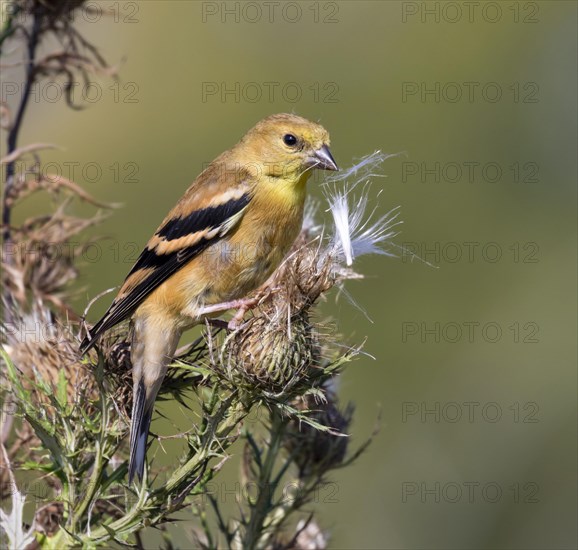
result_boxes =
[237,113,338,183]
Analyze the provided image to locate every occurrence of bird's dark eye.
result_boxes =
[283,134,298,147]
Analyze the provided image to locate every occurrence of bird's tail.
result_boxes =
[128,379,155,483]
[128,317,181,483]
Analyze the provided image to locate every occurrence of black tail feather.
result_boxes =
[79,315,113,355]
[79,333,96,355]
[128,379,153,483]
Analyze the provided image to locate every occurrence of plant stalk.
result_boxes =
[243,410,285,550]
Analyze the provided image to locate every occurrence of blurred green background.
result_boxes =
[3,1,576,548]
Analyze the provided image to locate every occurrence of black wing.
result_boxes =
[80,192,251,353]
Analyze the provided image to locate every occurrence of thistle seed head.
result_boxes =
[226,309,321,395]
[284,386,354,479]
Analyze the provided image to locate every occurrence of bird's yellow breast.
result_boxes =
[207,175,307,300]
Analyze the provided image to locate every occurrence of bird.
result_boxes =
[79,113,338,482]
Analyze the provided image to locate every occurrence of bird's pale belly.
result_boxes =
[164,222,299,328]
[203,230,291,302]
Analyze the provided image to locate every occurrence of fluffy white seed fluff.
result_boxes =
[324,151,402,267]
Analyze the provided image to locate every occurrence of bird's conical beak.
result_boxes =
[314,144,339,171]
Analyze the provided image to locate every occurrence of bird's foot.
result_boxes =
[197,287,279,331]
[227,285,281,329]
[227,299,257,330]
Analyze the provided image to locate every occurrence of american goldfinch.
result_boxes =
[80,113,338,482]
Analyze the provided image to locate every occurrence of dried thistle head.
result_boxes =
[3,0,117,109]
[226,308,321,395]
[10,0,85,21]
[2,301,97,426]
[1,298,92,407]
[0,298,96,495]
[1,192,110,309]
[283,378,353,479]
[219,152,399,395]
[97,329,133,417]
[217,240,336,397]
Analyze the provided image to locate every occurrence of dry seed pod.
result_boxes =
[227,310,320,393]
[283,389,353,479]
[2,303,93,409]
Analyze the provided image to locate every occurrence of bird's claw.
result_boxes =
[227,317,249,331]
[228,285,281,329]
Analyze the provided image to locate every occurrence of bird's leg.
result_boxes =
[197,286,279,330]
[196,298,253,317]
[200,296,260,330]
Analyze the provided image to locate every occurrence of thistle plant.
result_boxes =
[0,2,401,547]
[1,157,397,546]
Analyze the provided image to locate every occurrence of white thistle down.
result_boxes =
[324,151,402,266]
[0,488,36,550]
[0,445,36,550]
[323,150,401,185]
